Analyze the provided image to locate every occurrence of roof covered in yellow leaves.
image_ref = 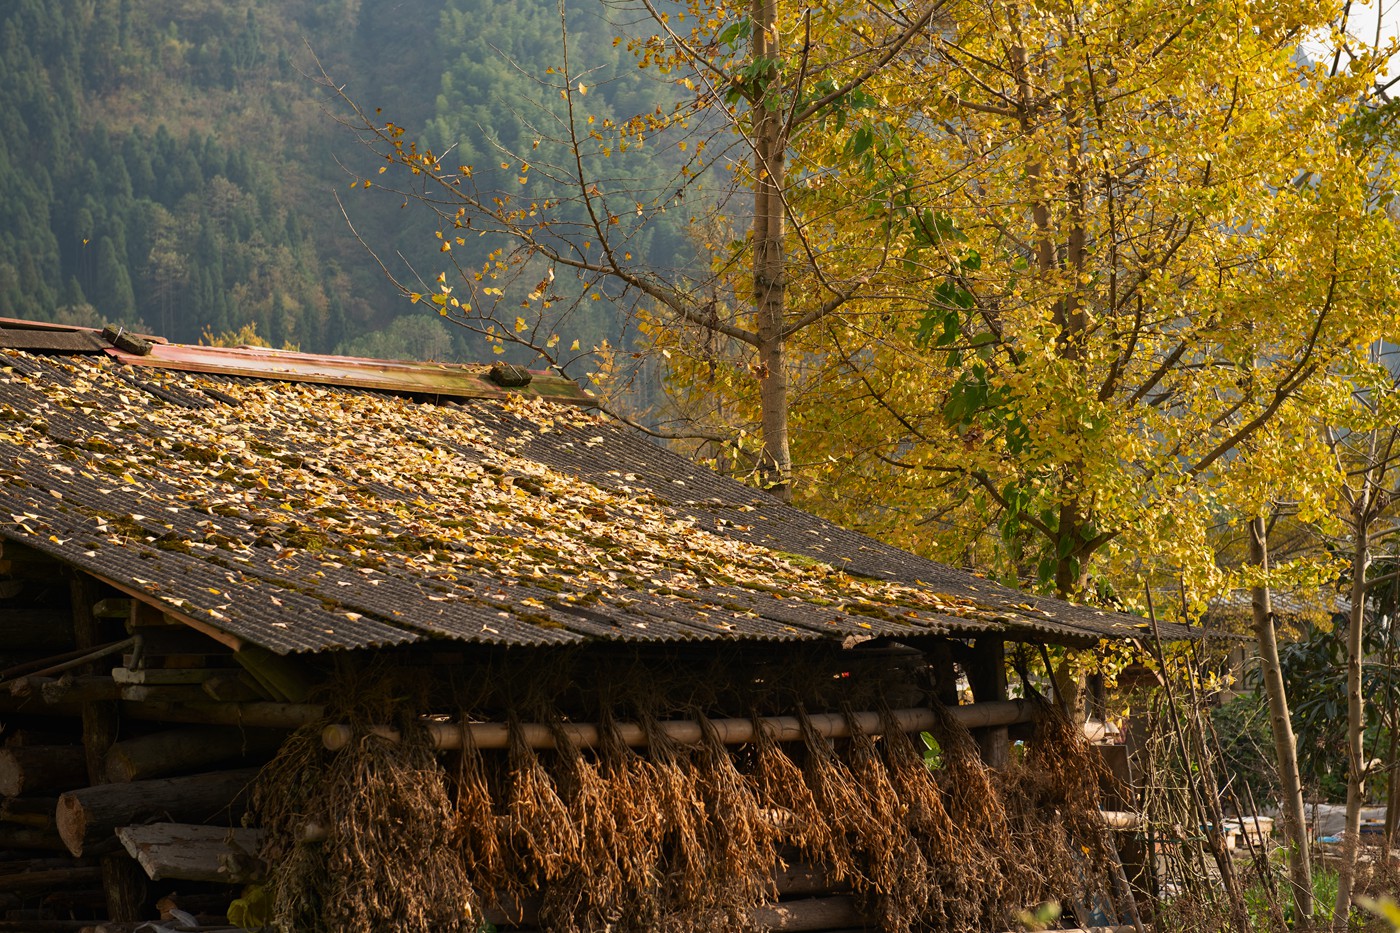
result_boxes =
[0,323,1191,654]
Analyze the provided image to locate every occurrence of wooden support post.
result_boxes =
[69,572,144,921]
[925,642,961,707]
[967,638,1010,769]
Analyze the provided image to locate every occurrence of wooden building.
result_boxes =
[0,318,1182,932]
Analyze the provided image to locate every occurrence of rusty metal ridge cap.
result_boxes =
[105,341,593,405]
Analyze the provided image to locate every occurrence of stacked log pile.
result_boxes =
[0,547,314,930]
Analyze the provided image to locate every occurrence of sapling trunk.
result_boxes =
[1249,516,1313,922]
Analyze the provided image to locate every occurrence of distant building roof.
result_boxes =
[1205,588,1355,631]
[0,321,1196,655]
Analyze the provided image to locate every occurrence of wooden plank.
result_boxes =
[39,676,122,705]
[745,896,865,931]
[116,824,263,884]
[119,685,226,704]
[110,667,220,686]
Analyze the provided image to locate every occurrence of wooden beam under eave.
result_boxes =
[68,570,244,652]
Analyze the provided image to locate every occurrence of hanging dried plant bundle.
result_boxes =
[795,706,888,898]
[878,708,984,932]
[255,719,476,933]
[639,709,710,919]
[252,722,332,933]
[690,711,779,926]
[252,668,480,933]
[537,717,624,933]
[842,708,928,933]
[1024,701,1120,870]
[926,700,1015,928]
[999,699,1121,912]
[748,710,849,880]
[328,727,474,932]
[452,720,505,906]
[500,715,578,896]
[597,708,668,926]
[248,656,1135,933]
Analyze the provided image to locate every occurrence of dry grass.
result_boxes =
[842,709,928,933]
[690,712,779,925]
[451,724,505,907]
[500,716,578,898]
[879,707,974,931]
[926,700,1016,929]
[254,710,476,933]
[252,666,1126,932]
[749,710,849,881]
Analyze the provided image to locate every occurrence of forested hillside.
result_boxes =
[0,0,674,360]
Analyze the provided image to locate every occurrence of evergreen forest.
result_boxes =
[0,0,673,359]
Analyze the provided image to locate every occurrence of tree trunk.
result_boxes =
[1249,515,1313,922]
[0,746,89,797]
[1335,507,1370,922]
[751,0,791,501]
[104,726,282,783]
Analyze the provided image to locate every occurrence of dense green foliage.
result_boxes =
[0,0,681,360]
[0,0,355,347]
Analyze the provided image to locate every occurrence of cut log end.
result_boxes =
[56,794,89,858]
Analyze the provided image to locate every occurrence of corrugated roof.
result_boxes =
[0,335,1196,654]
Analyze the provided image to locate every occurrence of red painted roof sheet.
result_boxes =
[107,342,591,405]
[0,319,588,405]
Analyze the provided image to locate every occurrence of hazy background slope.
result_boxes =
[0,0,683,365]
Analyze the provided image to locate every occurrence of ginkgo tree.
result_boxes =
[673,0,1400,600]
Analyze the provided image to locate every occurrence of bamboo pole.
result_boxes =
[321,700,1040,752]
